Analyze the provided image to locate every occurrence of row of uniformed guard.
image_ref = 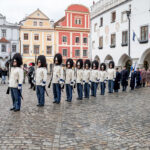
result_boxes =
[8,53,136,111]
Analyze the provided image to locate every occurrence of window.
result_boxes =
[121,11,127,23]
[47,35,52,41]
[34,34,39,40]
[83,50,87,57]
[122,31,128,46]
[111,11,116,23]
[46,46,52,54]
[24,33,28,40]
[23,45,29,54]
[12,45,16,52]
[83,37,87,44]
[75,18,82,25]
[33,21,37,26]
[62,36,67,43]
[111,34,116,47]
[39,22,43,26]
[75,37,80,43]
[94,23,97,32]
[34,45,40,54]
[100,17,103,27]
[1,29,6,37]
[92,41,95,49]
[140,26,148,42]
[1,45,6,52]
[99,37,103,49]
[75,50,80,56]
[63,49,67,56]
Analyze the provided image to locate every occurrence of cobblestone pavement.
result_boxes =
[0,83,150,150]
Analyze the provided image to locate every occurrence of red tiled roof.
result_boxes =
[54,16,66,27]
[0,37,10,43]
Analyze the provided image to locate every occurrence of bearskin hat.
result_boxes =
[54,53,62,65]
[12,53,23,67]
[92,60,99,70]
[37,55,47,67]
[76,59,83,69]
[109,61,115,68]
[66,58,74,68]
[100,63,106,71]
[84,59,91,69]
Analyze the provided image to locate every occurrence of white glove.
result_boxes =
[42,81,46,86]
[18,84,22,90]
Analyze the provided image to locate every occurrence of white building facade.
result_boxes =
[0,14,20,68]
[90,0,150,70]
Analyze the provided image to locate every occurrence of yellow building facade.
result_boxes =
[20,9,56,71]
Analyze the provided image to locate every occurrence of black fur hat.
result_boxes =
[54,53,62,65]
[76,59,83,69]
[12,53,23,67]
[92,60,99,70]
[100,63,106,71]
[66,58,74,68]
[109,61,115,68]
[37,55,47,67]
[84,59,91,69]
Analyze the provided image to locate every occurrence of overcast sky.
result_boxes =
[0,0,97,23]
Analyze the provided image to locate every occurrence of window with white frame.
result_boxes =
[75,50,80,56]
[39,22,43,26]
[1,29,6,37]
[100,17,103,27]
[23,45,29,54]
[75,37,80,43]
[62,36,67,43]
[46,46,52,54]
[92,41,95,49]
[121,11,127,23]
[83,50,87,57]
[75,18,82,25]
[111,11,116,23]
[1,44,6,52]
[47,34,52,41]
[111,34,116,47]
[33,21,37,26]
[63,49,67,56]
[94,23,97,32]
[34,34,39,40]
[34,45,40,54]
[24,33,28,40]
[99,37,103,48]
[83,37,88,44]
[12,44,16,52]
[122,31,128,45]
[141,26,148,41]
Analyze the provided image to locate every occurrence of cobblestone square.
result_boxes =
[0,83,150,150]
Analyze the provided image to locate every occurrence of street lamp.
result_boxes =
[126,5,131,57]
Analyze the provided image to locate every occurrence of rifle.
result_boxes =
[18,89,24,100]
[6,87,10,94]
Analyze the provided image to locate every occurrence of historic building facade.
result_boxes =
[0,14,19,68]
[90,0,150,70]
[19,9,55,70]
[54,4,90,63]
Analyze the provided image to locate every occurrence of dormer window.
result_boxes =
[75,18,82,25]
[33,21,37,26]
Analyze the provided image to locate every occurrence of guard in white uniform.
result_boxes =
[9,53,23,112]
[107,61,116,93]
[65,59,74,102]
[76,59,83,100]
[99,63,107,95]
[52,53,64,104]
[35,55,47,107]
[90,60,99,97]
[83,59,91,99]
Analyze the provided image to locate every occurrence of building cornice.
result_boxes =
[54,27,90,32]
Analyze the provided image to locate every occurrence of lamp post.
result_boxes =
[126,5,131,57]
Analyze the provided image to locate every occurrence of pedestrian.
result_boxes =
[35,55,47,107]
[1,68,7,84]
[83,59,91,99]
[114,68,121,92]
[0,67,2,84]
[130,69,136,90]
[28,63,35,89]
[136,68,141,88]
[9,53,23,112]
[121,66,129,92]
[52,53,64,104]
[76,59,83,100]
[65,58,74,102]
[90,60,99,97]
[146,68,150,87]
[99,63,107,95]
[141,68,147,87]
[107,61,116,93]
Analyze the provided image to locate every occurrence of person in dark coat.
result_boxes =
[28,63,35,89]
[114,68,121,92]
[130,69,136,90]
[121,66,129,91]
[135,68,141,88]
